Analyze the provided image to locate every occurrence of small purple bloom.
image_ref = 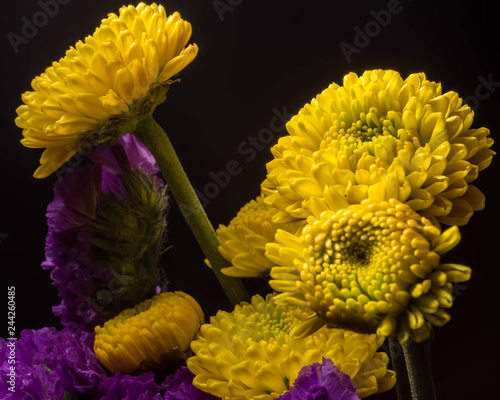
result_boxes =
[91,133,160,177]
[0,328,107,399]
[93,372,163,400]
[161,367,219,400]
[279,358,360,400]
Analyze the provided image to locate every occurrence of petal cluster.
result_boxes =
[187,294,395,399]
[267,198,471,344]
[216,195,304,277]
[16,2,198,178]
[262,69,494,227]
[94,291,204,374]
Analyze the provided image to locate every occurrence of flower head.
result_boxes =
[267,198,471,344]
[0,328,107,399]
[262,69,494,227]
[94,291,204,374]
[278,358,360,400]
[216,195,304,277]
[42,133,168,333]
[187,294,395,399]
[16,2,198,178]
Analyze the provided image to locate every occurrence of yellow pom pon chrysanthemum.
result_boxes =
[94,291,203,373]
[16,2,198,178]
[262,69,494,227]
[267,198,471,344]
[216,195,304,278]
[187,294,395,399]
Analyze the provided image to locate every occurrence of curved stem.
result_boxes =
[133,115,249,306]
[389,338,412,400]
[402,338,437,400]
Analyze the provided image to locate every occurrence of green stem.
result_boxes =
[133,115,250,307]
[388,338,412,400]
[402,339,437,400]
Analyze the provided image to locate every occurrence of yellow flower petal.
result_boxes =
[94,291,203,373]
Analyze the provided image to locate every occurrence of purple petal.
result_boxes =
[278,358,360,400]
[162,367,219,400]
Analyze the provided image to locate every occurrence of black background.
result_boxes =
[1,0,499,398]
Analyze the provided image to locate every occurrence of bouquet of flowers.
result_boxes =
[1,2,495,400]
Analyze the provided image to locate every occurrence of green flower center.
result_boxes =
[309,216,389,297]
[325,107,399,141]
[341,239,374,267]
[247,300,307,342]
[318,107,410,168]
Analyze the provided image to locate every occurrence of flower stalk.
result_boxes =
[388,338,412,400]
[133,115,249,306]
[402,338,437,400]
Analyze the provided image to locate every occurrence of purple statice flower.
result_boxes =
[0,357,61,400]
[279,358,360,400]
[0,327,107,399]
[42,133,168,334]
[43,164,111,333]
[92,372,163,400]
[161,367,219,400]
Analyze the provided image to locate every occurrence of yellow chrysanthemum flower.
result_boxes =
[187,294,395,399]
[267,198,471,344]
[16,2,198,178]
[262,69,494,226]
[216,195,304,277]
[94,291,203,373]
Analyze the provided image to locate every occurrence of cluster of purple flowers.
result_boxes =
[0,327,216,399]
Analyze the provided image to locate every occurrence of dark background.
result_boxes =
[1,0,499,398]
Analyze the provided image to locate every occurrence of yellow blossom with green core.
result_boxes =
[15,2,198,178]
[262,69,494,227]
[267,197,471,344]
[94,291,203,373]
[216,195,304,277]
[187,294,395,399]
